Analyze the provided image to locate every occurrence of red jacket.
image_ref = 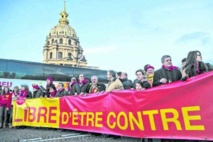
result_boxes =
[0,93,12,108]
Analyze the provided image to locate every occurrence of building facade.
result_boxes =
[43,2,87,67]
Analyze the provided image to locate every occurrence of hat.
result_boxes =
[145,65,154,71]
[47,77,53,83]
[32,84,39,89]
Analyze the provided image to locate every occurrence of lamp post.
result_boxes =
[74,47,83,67]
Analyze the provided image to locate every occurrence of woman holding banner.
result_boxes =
[182,51,209,80]
[0,86,12,128]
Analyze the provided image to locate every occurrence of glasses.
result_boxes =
[197,54,201,57]
[79,75,84,77]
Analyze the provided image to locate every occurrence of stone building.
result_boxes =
[43,2,87,67]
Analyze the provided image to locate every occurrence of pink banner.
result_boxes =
[13,71,213,140]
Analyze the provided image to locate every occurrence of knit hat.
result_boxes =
[145,65,154,71]
[32,84,39,89]
[47,77,53,83]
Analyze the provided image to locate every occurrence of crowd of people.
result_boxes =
[0,50,213,134]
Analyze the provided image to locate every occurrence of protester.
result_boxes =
[87,75,106,94]
[19,84,29,98]
[120,72,132,90]
[182,51,209,80]
[153,55,182,87]
[181,58,186,70]
[55,83,68,97]
[0,85,3,95]
[106,70,124,92]
[117,71,122,79]
[45,77,56,97]
[0,86,12,128]
[49,86,56,98]
[135,80,151,91]
[71,74,89,95]
[67,77,77,94]
[144,64,155,87]
[9,86,19,128]
[32,84,44,98]
[133,69,147,88]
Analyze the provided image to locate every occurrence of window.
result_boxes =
[68,53,72,59]
[68,39,71,45]
[7,61,44,80]
[44,64,74,81]
[50,52,52,59]
[47,41,49,45]
[60,38,63,44]
[58,52,63,59]
[52,39,54,44]
[0,59,7,78]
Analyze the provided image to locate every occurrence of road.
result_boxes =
[0,127,142,142]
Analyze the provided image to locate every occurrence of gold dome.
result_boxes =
[43,1,87,67]
[49,1,77,38]
[49,24,77,38]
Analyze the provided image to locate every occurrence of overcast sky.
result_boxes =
[1,0,213,80]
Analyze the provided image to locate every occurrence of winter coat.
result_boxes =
[120,79,133,90]
[106,78,124,92]
[153,68,182,87]
[0,92,12,108]
[33,89,44,98]
[87,83,106,93]
[71,82,90,95]
[55,89,68,97]
[45,84,56,97]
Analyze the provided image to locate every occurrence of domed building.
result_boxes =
[43,2,87,67]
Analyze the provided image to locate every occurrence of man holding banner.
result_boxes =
[153,55,182,87]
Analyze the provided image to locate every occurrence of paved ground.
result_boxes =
[0,127,142,142]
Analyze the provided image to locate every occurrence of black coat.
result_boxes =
[71,82,90,95]
[55,89,68,97]
[153,68,182,87]
[33,89,44,98]
[45,84,56,97]
[120,79,132,90]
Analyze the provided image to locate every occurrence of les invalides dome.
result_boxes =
[43,2,87,67]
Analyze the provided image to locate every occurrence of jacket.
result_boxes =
[87,83,106,93]
[120,78,133,90]
[71,82,90,95]
[55,89,68,97]
[33,89,44,98]
[106,78,124,92]
[153,67,182,87]
[0,92,12,108]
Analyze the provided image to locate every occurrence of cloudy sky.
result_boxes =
[1,0,213,80]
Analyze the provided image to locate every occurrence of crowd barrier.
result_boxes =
[13,71,213,140]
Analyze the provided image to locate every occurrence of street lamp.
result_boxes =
[65,47,83,67]
[74,47,83,67]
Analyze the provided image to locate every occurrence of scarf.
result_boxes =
[50,91,56,98]
[57,88,64,94]
[146,74,154,82]
[78,79,87,86]
[162,65,178,71]
[89,84,98,93]
[20,90,28,97]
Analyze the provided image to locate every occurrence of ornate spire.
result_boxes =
[64,0,66,12]
[59,1,69,25]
